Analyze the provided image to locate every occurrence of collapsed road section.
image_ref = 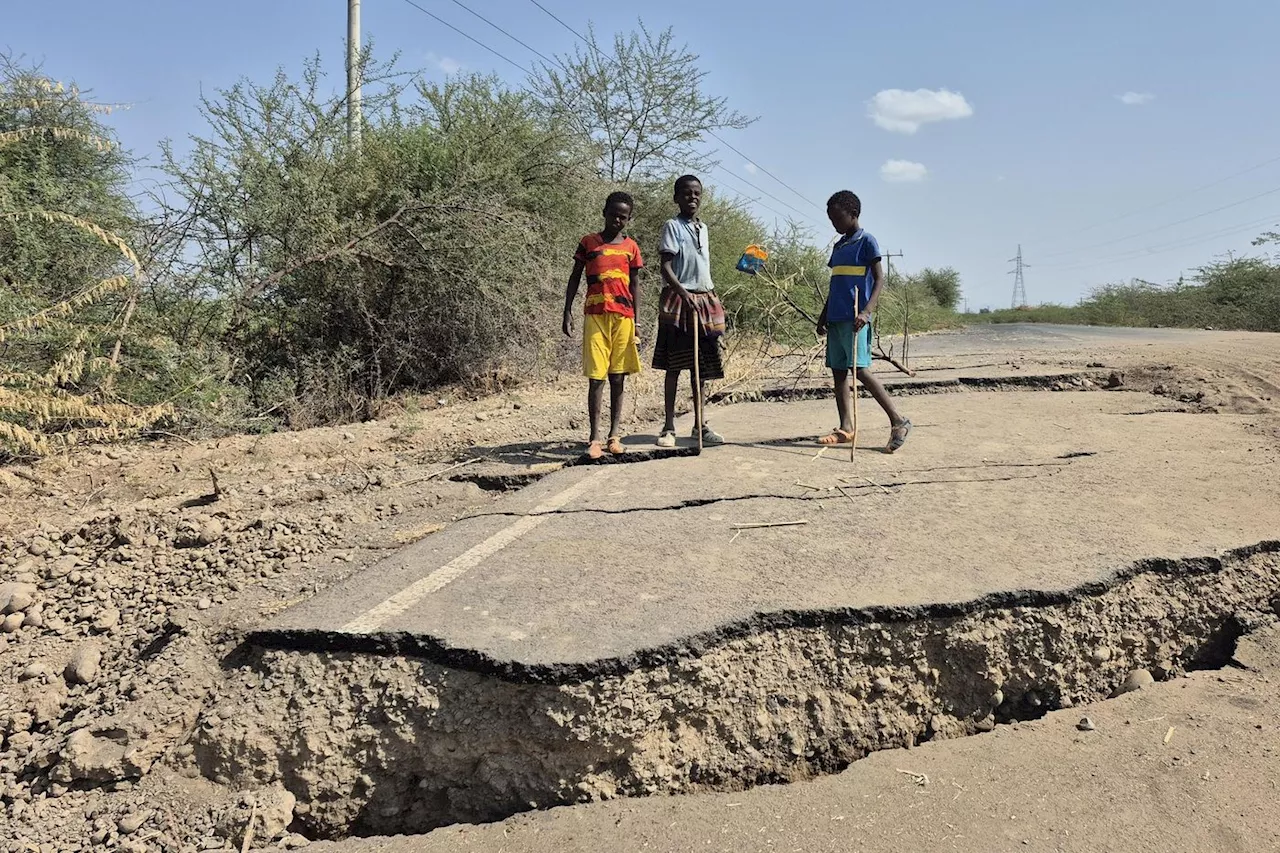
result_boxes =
[198,392,1280,838]
[203,542,1280,838]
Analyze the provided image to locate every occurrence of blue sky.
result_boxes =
[7,0,1280,310]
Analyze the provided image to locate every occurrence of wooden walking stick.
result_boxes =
[851,288,859,462]
[693,306,703,452]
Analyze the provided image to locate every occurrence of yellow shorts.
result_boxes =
[582,313,642,380]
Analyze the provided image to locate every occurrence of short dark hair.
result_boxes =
[674,174,702,195]
[827,190,861,218]
[604,190,634,212]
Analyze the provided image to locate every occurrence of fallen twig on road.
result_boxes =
[863,476,892,494]
[896,769,930,786]
[729,520,809,530]
[397,457,480,488]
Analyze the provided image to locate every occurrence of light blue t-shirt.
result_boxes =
[658,216,714,293]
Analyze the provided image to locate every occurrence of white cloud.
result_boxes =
[1117,91,1155,106]
[743,162,758,176]
[427,52,463,75]
[880,160,928,183]
[867,88,973,134]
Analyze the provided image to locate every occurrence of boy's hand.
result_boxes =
[816,319,828,337]
[678,287,696,309]
[854,311,871,331]
[562,310,573,337]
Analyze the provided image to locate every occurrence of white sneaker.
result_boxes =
[656,430,676,448]
[694,424,725,445]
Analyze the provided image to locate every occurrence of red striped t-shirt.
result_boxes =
[575,233,643,318]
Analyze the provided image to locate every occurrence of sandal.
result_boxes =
[606,436,626,455]
[586,440,604,460]
[818,428,854,446]
[886,419,912,453]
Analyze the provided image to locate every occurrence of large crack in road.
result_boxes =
[207,541,1280,840]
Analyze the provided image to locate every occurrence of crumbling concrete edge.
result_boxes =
[711,370,1111,404]
[246,539,1280,685]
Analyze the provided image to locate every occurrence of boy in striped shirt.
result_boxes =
[816,191,912,452]
[562,191,645,459]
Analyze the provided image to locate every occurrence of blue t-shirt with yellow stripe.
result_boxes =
[827,229,881,322]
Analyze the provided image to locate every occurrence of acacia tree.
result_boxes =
[0,56,168,456]
[529,23,753,182]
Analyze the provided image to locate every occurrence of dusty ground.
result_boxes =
[2,324,1279,851]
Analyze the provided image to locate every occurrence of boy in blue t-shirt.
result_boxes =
[816,190,912,452]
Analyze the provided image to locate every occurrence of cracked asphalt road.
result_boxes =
[254,386,1280,672]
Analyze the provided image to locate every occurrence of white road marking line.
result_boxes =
[341,470,608,633]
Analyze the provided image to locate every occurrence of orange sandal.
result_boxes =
[586,440,604,460]
[606,436,626,455]
[817,428,854,446]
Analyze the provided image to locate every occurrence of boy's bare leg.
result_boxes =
[856,368,905,426]
[607,374,626,439]
[588,378,606,442]
[662,370,680,433]
[833,368,853,432]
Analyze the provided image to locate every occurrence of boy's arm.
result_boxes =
[858,259,884,328]
[562,260,585,336]
[659,254,695,307]
[630,266,642,330]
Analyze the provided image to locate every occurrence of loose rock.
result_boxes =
[1114,668,1156,696]
[65,642,104,685]
[1,580,38,614]
[118,811,150,835]
[1077,716,1096,732]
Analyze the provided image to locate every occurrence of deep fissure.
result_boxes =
[197,541,1280,840]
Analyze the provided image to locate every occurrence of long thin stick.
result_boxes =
[729,520,809,530]
[851,288,860,463]
[693,310,703,452]
[397,457,481,488]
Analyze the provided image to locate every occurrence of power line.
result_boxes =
[708,131,822,212]
[707,169,803,224]
[1034,181,1280,266]
[1034,152,1280,258]
[526,0,591,46]
[710,165,812,220]
[399,0,532,75]
[1040,212,1280,274]
[524,0,819,218]
[444,0,559,68]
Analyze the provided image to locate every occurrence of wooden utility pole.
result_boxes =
[347,0,363,149]
[882,250,907,367]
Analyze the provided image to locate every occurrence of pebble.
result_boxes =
[118,810,149,834]
[872,676,893,693]
[1091,646,1113,663]
[197,519,225,546]
[1077,716,1096,731]
[20,663,48,681]
[1,612,24,633]
[65,643,103,685]
[93,609,120,632]
[197,598,213,611]
[1115,668,1156,696]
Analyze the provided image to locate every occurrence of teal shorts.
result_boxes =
[826,320,872,370]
